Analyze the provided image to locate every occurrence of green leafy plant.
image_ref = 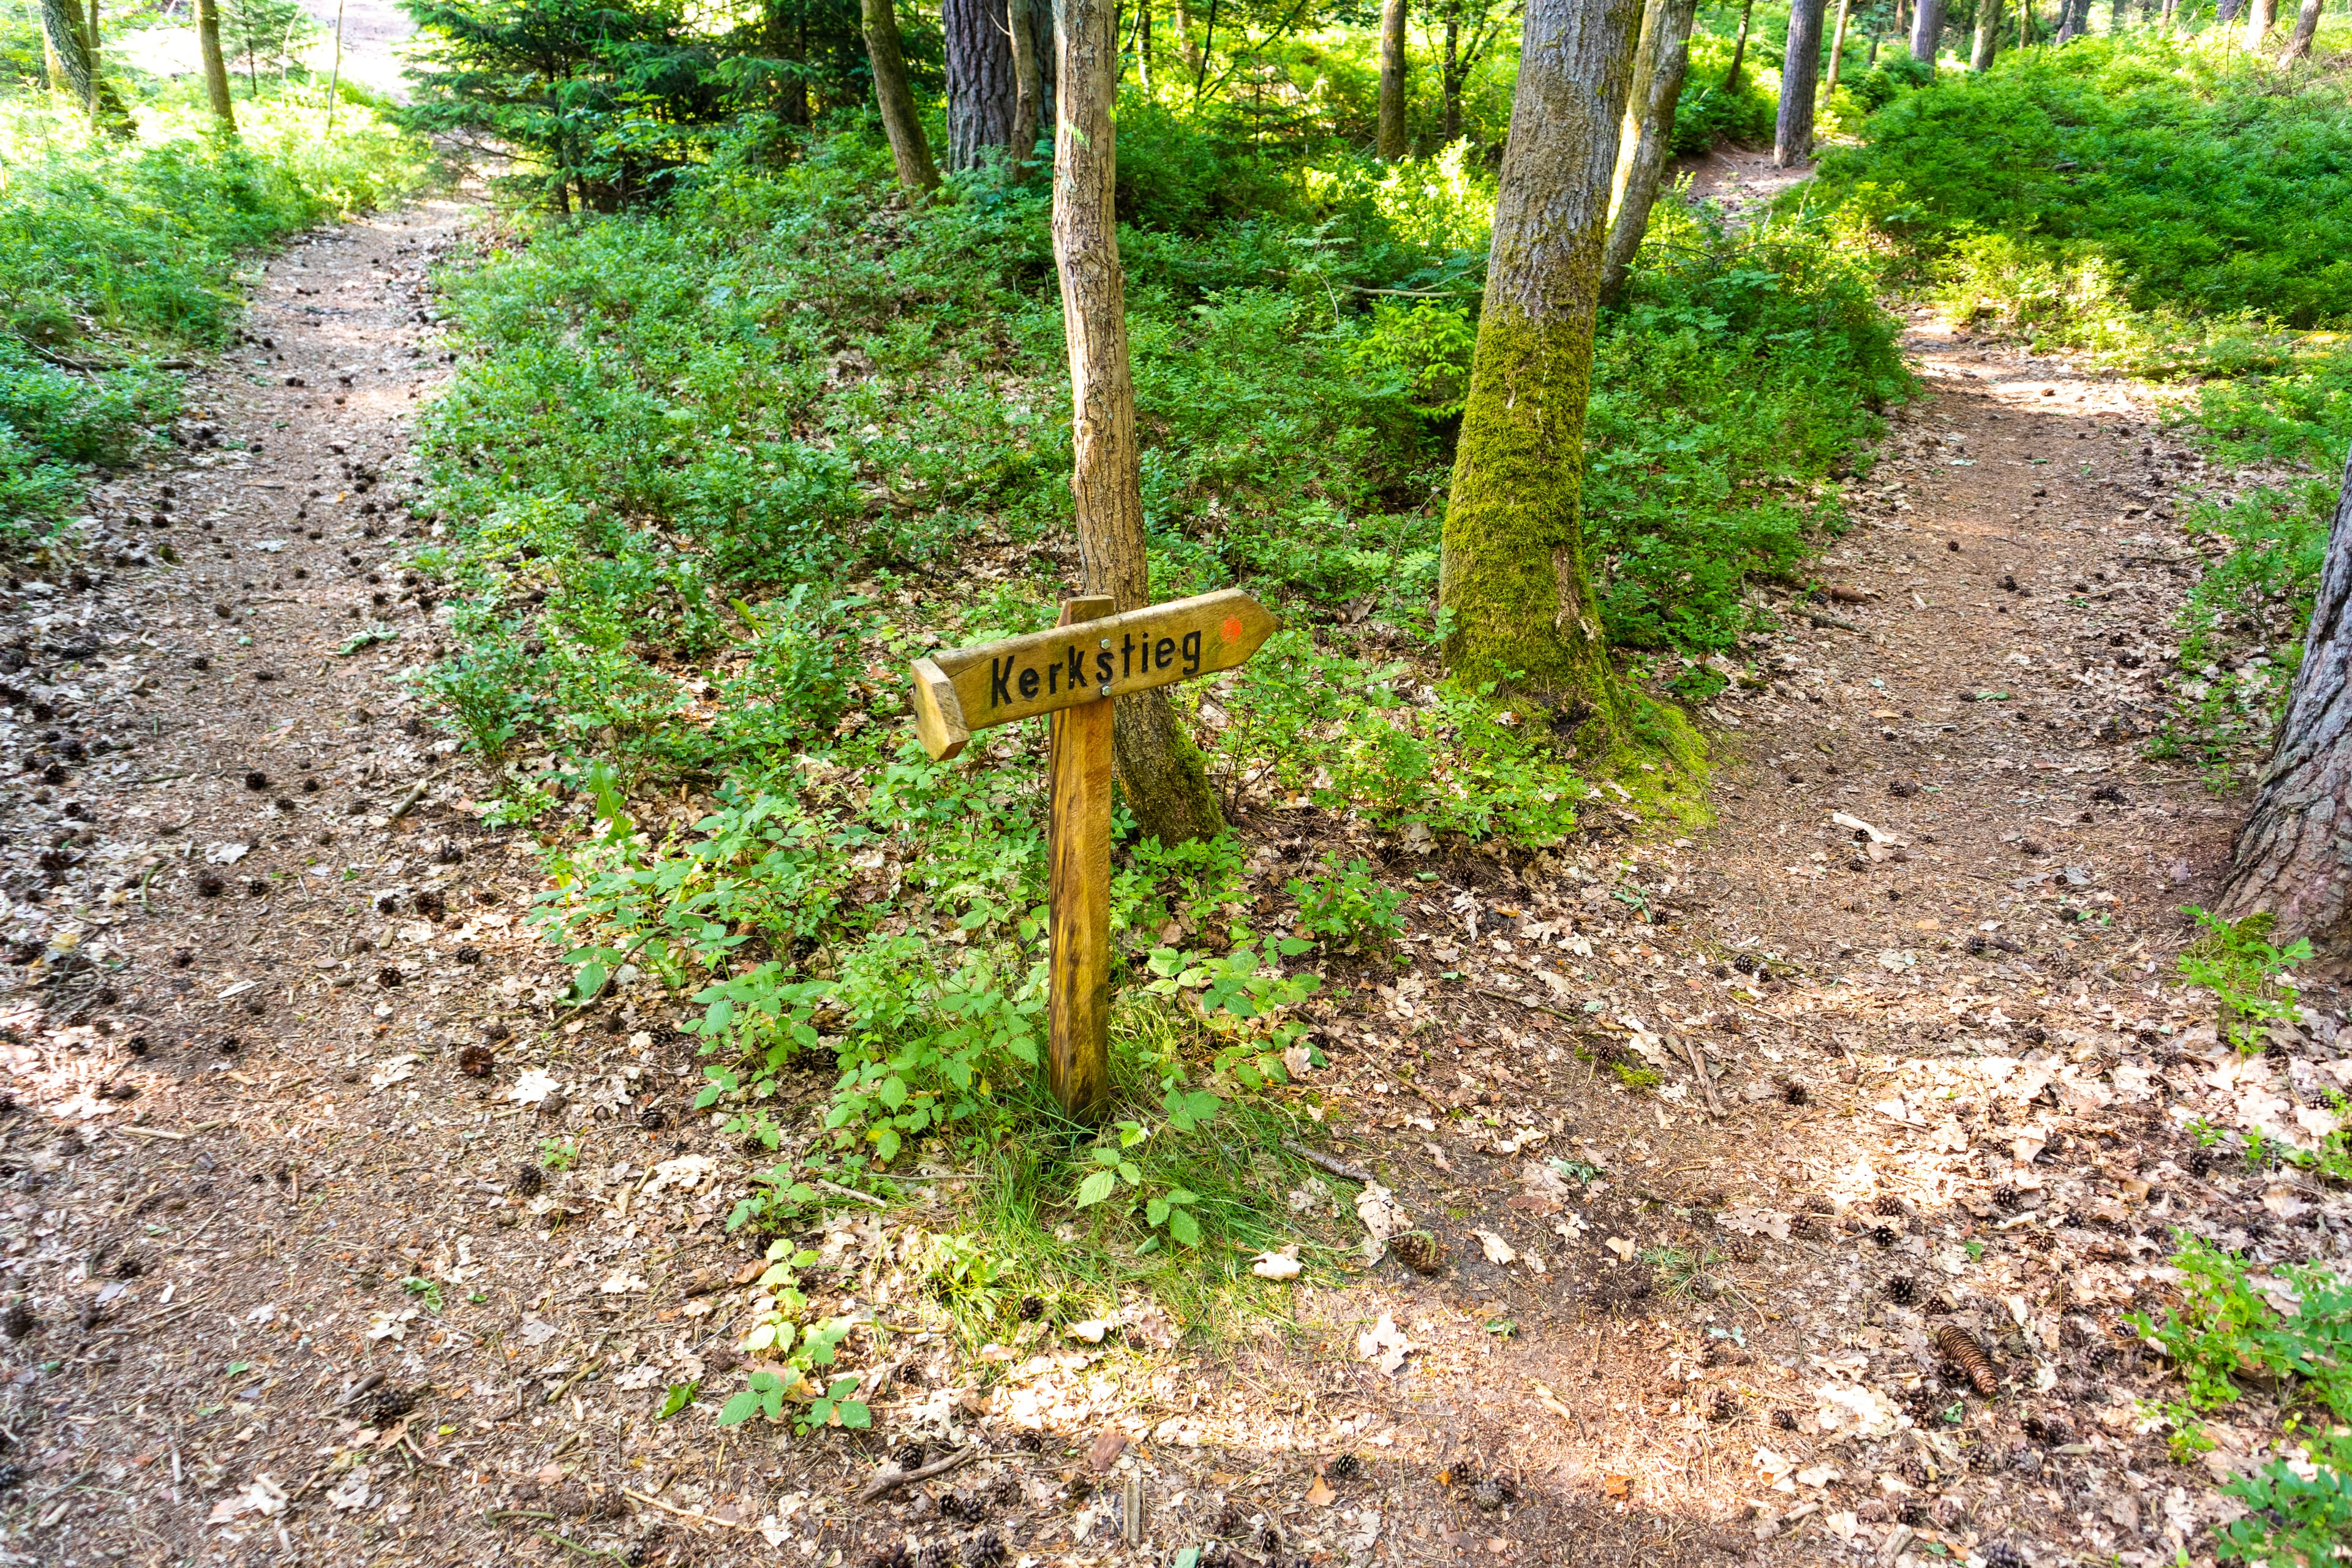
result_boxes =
[400,1276,444,1313]
[2217,1430,2352,1564]
[2133,1237,2352,1420]
[1287,852,1408,951]
[2179,906,2312,1055]
[716,1240,869,1433]
[538,1137,578,1172]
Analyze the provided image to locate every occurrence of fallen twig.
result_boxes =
[1280,1139,1374,1185]
[385,778,432,822]
[854,1444,976,1503]
[622,1485,758,1530]
[816,1177,889,1209]
[537,1526,630,1562]
[1475,986,1583,1026]
[1804,611,1863,632]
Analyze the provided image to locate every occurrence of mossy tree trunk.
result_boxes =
[1773,0,1826,167]
[1970,0,2002,69]
[1008,0,1041,178]
[2218,445,2352,962]
[1377,0,1409,159]
[1052,0,1225,846]
[197,0,236,130]
[863,0,940,191]
[1600,0,1695,302]
[1438,0,1642,725]
[1723,0,1754,88]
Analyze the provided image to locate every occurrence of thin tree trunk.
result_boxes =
[1439,0,1643,717]
[2160,0,2176,36]
[1724,0,1754,89]
[2056,0,2086,40]
[1774,0,1826,167]
[1052,0,1224,846]
[325,0,344,132]
[1137,0,1150,88]
[85,0,98,119]
[865,0,940,190]
[2279,0,2322,58]
[1441,8,1461,140]
[1171,0,1200,72]
[1972,0,2003,66]
[1602,0,1696,301]
[1825,0,1854,93]
[1007,0,1041,177]
[2241,0,2277,46]
[196,0,235,130]
[1868,26,1881,64]
[2218,445,2352,962]
[1910,0,1945,60]
[2215,0,2244,28]
[1378,0,1409,159]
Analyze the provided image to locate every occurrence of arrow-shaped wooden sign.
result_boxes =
[906,587,1279,1122]
[908,587,1277,762]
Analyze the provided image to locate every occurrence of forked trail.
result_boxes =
[0,192,2337,1567]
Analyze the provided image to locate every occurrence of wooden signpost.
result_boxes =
[908,587,1278,1121]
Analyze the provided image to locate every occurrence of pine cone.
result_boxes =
[1771,1408,1797,1431]
[2187,1147,2215,1177]
[1980,1543,2025,1568]
[1016,1295,1044,1321]
[1705,1387,1738,1422]
[916,1545,951,1568]
[1934,1324,1997,1394]
[892,1442,927,1471]
[358,1385,417,1425]
[1390,1232,1445,1276]
[962,1528,1003,1566]
[1885,1273,1920,1306]
[1471,1479,1508,1513]
[510,1164,545,1197]
[1990,1183,2021,1211]
[1869,1224,1898,1247]
[1327,1452,1360,1481]
[867,1546,911,1568]
[1898,1498,1929,1528]
[1873,1194,1904,1216]
[1778,1077,1809,1106]
[458,1044,496,1077]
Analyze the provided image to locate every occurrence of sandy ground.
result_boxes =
[0,178,2346,1568]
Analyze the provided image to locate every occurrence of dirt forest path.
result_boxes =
[1,192,2345,1568]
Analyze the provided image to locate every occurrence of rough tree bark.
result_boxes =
[2241,0,2277,47]
[2279,0,2323,59]
[2055,0,2087,42]
[946,0,1054,170]
[1825,0,1854,94]
[1052,0,1224,846]
[1773,0,1826,167]
[2219,445,2352,962]
[1910,0,1944,61]
[37,0,127,126]
[864,0,940,190]
[1972,0,2003,68]
[2215,0,2244,27]
[1438,0,1643,729]
[196,0,236,131]
[1378,0,1409,159]
[1600,0,1695,301]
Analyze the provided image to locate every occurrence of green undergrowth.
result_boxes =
[406,105,1903,1377]
[1809,34,2352,777]
[0,85,429,546]
[2135,1237,2352,1560]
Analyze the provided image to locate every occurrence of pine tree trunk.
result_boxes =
[2241,0,2277,47]
[1172,0,1201,72]
[946,0,1017,167]
[1910,0,1945,61]
[1724,0,1754,89]
[1972,0,2003,67]
[1378,0,1409,159]
[2218,445,2352,962]
[196,0,236,130]
[1825,0,1854,93]
[2056,0,2086,41]
[864,0,940,190]
[1137,0,1151,87]
[1441,12,1462,141]
[38,0,126,126]
[2279,0,2323,58]
[1774,0,1826,167]
[2215,0,2243,27]
[1600,0,1696,301]
[1439,0,1642,720]
[1052,0,1225,846]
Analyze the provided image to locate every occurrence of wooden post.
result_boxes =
[1048,595,1116,1122]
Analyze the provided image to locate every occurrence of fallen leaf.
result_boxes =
[1602,1473,1631,1498]
[1604,1236,1638,1262]
[1355,1312,1412,1375]
[1250,1250,1303,1281]
[1087,1427,1128,1472]
[1066,1316,1117,1344]
[509,1069,560,1107]
[1476,1229,1517,1265]
[1305,1476,1336,1507]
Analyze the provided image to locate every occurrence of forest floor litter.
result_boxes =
[1,186,2345,1568]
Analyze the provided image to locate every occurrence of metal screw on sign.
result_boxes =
[907,589,1278,1122]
